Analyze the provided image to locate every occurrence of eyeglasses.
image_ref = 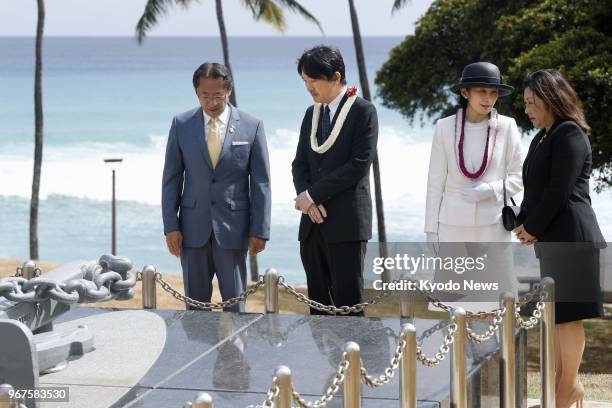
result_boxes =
[199,94,227,103]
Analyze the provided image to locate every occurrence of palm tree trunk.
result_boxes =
[30,0,45,260]
[215,0,259,281]
[348,0,387,259]
[215,0,237,107]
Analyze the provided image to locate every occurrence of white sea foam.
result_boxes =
[0,127,425,203]
[2,126,611,240]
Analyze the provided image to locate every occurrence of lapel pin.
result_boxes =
[229,125,236,134]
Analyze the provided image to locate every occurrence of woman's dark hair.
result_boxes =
[297,45,347,84]
[192,62,233,90]
[523,69,591,134]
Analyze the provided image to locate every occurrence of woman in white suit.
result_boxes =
[425,62,523,243]
[425,62,523,306]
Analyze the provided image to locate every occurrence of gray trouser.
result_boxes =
[180,234,247,312]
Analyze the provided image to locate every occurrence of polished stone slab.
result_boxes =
[157,314,500,402]
[45,307,516,408]
[53,307,262,388]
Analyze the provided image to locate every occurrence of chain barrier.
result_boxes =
[465,307,505,343]
[278,276,391,315]
[259,279,552,407]
[291,356,350,408]
[415,286,506,319]
[514,287,546,330]
[154,273,264,310]
[372,275,507,319]
[0,255,136,304]
[147,269,547,325]
[415,315,458,367]
[261,377,280,408]
[360,337,407,388]
[515,300,545,330]
[3,261,552,408]
[260,354,349,408]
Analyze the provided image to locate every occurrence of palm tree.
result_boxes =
[30,0,45,260]
[347,0,388,263]
[136,0,321,280]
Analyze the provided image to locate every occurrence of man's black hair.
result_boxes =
[193,62,233,90]
[297,45,346,84]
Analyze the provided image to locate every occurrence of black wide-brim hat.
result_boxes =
[450,61,514,97]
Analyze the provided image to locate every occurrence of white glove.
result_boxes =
[461,182,494,203]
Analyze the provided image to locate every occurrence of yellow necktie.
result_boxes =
[208,117,222,168]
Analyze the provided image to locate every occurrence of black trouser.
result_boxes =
[299,225,366,316]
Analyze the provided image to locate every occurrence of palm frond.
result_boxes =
[243,0,259,19]
[136,0,197,44]
[392,0,410,14]
[243,0,323,33]
[274,0,323,33]
[241,0,285,31]
[261,0,286,31]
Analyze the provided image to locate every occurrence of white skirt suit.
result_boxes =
[424,112,524,307]
[425,112,524,242]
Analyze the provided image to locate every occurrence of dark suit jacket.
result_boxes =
[518,120,605,244]
[291,96,378,243]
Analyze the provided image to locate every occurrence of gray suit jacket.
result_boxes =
[162,104,271,250]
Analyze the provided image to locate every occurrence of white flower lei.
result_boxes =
[310,94,358,154]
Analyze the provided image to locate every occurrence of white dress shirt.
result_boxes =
[203,105,230,145]
[327,85,348,119]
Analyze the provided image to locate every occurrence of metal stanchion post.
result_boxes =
[274,366,292,408]
[21,260,37,279]
[191,392,213,408]
[400,323,417,408]
[142,265,157,310]
[541,277,555,408]
[0,384,14,407]
[451,307,467,408]
[264,268,279,313]
[500,292,516,408]
[344,342,361,408]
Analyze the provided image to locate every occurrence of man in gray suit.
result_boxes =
[162,62,271,312]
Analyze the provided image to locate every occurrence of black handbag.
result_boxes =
[502,179,520,231]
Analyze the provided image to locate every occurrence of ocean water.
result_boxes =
[1,36,611,283]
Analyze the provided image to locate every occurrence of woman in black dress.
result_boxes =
[514,69,605,407]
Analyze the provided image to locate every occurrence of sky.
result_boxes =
[0,0,434,37]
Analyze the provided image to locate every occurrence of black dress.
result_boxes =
[518,120,606,324]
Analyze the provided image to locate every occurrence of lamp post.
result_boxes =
[104,158,123,255]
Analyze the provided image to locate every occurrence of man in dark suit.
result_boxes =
[292,46,378,316]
